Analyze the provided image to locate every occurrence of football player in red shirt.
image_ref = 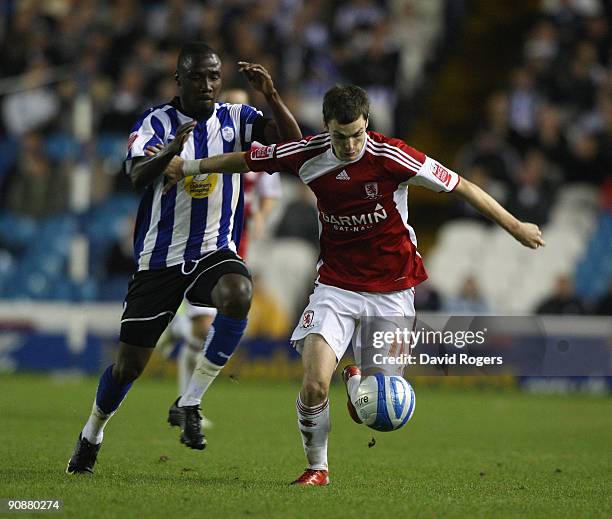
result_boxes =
[149,85,545,486]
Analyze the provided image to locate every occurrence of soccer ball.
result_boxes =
[353,373,416,432]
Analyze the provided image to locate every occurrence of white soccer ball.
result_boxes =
[353,373,416,432]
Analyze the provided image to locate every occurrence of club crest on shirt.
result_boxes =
[301,310,315,328]
[184,173,219,198]
[364,182,381,199]
[221,127,235,142]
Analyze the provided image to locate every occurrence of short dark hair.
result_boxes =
[323,85,369,125]
[177,42,217,72]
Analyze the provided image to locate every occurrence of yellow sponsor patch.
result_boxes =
[184,173,219,198]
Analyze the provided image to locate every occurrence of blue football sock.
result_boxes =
[95,364,133,415]
[203,314,248,366]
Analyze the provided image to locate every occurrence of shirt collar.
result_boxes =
[328,133,369,165]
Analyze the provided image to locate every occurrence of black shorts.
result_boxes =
[119,249,250,347]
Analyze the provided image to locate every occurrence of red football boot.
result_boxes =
[291,469,330,486]
[342,364,362,424]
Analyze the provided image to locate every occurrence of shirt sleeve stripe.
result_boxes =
[276,140,331,158]
[365,145,420,175]
[367,140,423,170]
[276,133,330,153]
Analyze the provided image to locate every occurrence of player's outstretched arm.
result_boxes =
[129,121,196,190]
[238,61,302,142]
[454,177,546,249]
[145,145,250,193]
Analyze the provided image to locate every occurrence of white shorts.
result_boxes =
[185,303,217,319]
[291,283,416,367]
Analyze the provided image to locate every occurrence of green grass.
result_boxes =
[0,374,610,518]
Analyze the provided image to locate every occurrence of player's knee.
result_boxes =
[301,378,329,405]
[112,360,146,385]
[212,274,252,319]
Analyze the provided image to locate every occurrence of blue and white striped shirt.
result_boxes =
[125,99,263,270]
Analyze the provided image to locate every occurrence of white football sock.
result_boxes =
[178,354,222,407]
[81,401,114,445]
[296,395,330,470]
[177,345,199,395]
[347,374,362,403]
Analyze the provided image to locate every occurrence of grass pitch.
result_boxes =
[0,373,610,518]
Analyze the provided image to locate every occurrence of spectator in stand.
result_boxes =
[583,13,610,65]
[507,67,542,151]
[536,274,586,315]
[4,132,68,219]
[2,58,60,136]
[456,128,520,187]
[485,91,512,140]
[145,0,204,43]
[334,0,386,38]
[338,18,400,134]
[524,18,560,78]
[413,281,442,312]
[532,103,572,177]
[99,64,146,133]
[454,163,507,223]
[552,40,602,112]
[566,127,606,184]
[444,275,492,315]
[507,149,558,226]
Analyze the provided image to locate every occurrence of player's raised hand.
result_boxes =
[238,62,275,96]
[167,121,196,155]
[512,222,546,249]
[144,144,164,157]
[162,156,185,193]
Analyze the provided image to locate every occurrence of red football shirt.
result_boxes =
[245,131,460,293]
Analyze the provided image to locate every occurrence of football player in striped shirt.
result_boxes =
[67,42,301,474]
[153,84,545,486]
[161,89,281,407]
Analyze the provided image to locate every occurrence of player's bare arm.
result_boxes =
[129,121,196,189]
[238,61,301,142]
[145,146,250,193]
[454,177,546,249]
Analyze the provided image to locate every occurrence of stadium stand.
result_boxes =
[0,0,610,317]
[427,0,611,314]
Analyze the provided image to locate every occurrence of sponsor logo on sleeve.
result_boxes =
[250,144,276,160]
[432,163,452,187]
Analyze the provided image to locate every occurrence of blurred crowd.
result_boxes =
[0,0,462,215]
[455,0,612,227]
[448,0,612,315]
[0,0,611,317]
